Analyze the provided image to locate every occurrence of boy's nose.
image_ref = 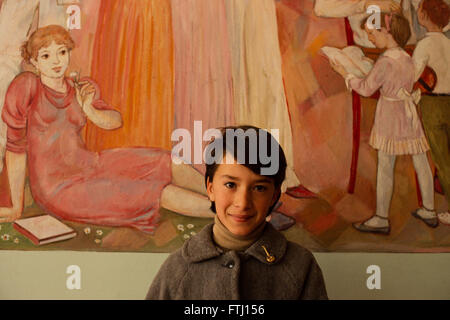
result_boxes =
[233,188,252,210]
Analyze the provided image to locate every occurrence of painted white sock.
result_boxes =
[412,153,435,211]
[375,151,396,219]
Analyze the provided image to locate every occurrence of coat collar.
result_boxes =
[182,223,287,265]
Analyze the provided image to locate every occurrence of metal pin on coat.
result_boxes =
[261,245,276,263]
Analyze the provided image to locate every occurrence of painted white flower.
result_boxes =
[187,224,194,229]
[1,234,10,241]
[96,230,103,236]
[94,239,102,244]
[177,224,185,231]
[84,227,91,235]
[183,234,190,240]
[190,231,196,236]
[13,238,19,244]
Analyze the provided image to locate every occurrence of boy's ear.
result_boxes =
[206,177,215,201]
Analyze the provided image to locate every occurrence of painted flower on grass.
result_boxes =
[84,227,91,235]
[183,234,190,240]
[13,238,19,244]
[94,239,102,244]
[177,224,185,232]
[187,224,194,229]
[96,230,103,236]
[1,234,10,241]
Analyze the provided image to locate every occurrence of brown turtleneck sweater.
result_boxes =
[212,215,267,252]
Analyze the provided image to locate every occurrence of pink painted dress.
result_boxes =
[1,72,172,233]
[347,47,430,155]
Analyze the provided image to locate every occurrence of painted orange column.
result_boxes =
[86,0,174,151]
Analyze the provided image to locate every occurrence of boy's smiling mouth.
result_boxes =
[228,213,254,222]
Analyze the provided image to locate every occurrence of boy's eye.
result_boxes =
[254,185,267,192]
[41,54,49,59]
[224,182,235,189]
[60,50,66,55]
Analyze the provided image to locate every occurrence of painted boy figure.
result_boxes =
[146,126,328,300]
[413,0,450,225]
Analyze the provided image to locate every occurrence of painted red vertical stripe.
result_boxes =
[344,18,361,194]
[344,17,355,46]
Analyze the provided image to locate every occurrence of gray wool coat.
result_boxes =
[146,223,328,300]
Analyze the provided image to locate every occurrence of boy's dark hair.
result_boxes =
[421,0,450,29]
[361,13,412,48]
[204,125,287,215]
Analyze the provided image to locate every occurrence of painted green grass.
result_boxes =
[0,203,213,253]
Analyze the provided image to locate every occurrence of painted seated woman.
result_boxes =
[0,25,214,233]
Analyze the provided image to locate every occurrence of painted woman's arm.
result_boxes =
[314,0,400,17]
[314,0,367,17]
[0,72,37,221]
[0,151,26,222]
[75,79,123,130]
[83,103,122,130]
[6,151,26,212]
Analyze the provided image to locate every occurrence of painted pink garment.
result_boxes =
[171,0,234,173]
[1,72,171,233]
[348,48,429,155]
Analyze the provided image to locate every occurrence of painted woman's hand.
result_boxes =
[0,207,22,223]
[75,81,96,112]
[365,0,401,13]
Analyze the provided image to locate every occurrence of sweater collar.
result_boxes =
[182,222,287,265]
[212,215,267,252]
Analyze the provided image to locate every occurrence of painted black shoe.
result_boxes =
[411,208,438,228]
[353,215,390,235]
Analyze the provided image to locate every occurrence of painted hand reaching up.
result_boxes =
[365,0,402,13]
[73,78,122,130]
[75,80,96,112]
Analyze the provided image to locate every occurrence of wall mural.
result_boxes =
[0,0,448,253]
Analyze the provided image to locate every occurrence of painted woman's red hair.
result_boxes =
[21,25,75,62]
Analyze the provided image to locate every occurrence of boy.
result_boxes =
[413,0,450,226]
[146,126,328,300]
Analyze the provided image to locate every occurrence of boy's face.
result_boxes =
[206,158,280,237]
